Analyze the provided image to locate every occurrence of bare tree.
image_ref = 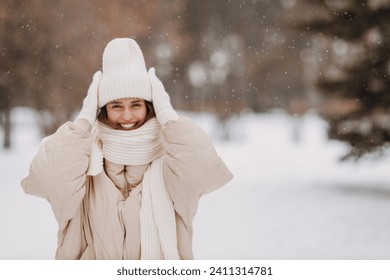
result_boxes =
[1,0,308,147]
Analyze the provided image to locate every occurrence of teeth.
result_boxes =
[120,123,135,129]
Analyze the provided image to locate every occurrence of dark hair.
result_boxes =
[97,100,156,128]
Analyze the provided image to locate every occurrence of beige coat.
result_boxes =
[21,117,233,260]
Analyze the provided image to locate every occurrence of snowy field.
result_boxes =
[1,107,390,260]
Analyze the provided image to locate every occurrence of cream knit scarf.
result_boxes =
[87,118,179,260]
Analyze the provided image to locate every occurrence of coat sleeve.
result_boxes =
[162,117,233,228]
[20,121,93,224]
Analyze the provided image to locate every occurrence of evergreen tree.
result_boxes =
[287,0,390,159]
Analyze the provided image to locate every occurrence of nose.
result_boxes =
[122,108,133,120]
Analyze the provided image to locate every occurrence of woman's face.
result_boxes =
[106,98,148,130]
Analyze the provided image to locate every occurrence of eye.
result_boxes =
[109,104,123,109]
[131,102,144,108]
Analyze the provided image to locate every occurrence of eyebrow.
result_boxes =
[108,99,144,105]
[131,99,144,104]
[108,101,122,105]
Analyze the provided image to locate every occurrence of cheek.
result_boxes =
[135,108,148,121]
[106,110,121,123]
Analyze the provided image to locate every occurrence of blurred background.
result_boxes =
[1,0,390,259]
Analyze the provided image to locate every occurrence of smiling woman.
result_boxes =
[20,38,233,260]
[97,98,155,131]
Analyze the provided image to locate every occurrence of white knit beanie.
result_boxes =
[98,38,152,108]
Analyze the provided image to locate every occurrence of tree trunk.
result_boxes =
[3,107,11,149]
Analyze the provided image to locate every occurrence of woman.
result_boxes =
[21,38,233,260]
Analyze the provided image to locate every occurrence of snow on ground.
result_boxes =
[1,107,389,260]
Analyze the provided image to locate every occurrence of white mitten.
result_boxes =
[76,71,102,126]
[148,67,179,126]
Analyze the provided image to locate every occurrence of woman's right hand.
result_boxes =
[76,71,102,126]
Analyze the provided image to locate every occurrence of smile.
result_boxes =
[120,123,136,129]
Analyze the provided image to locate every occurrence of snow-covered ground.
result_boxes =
[1,107,389,260]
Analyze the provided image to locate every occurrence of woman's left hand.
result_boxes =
[148,67,179,126]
